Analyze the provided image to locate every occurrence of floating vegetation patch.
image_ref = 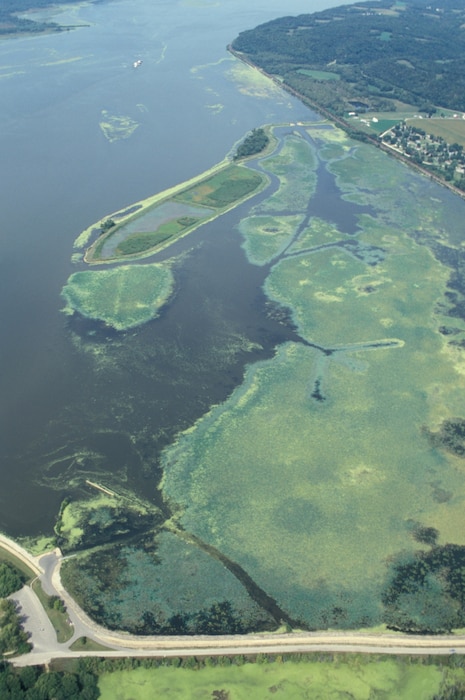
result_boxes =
[61,531,274,634]
[99,110,139,142]
[238,214,304,265]
[61,122,465,635]
[226,61,287,101]
[61,263,174,330]
[161,335,465,629]
[205,103,224,114]
[255,133,317,211]
[265,222,447,348]
[288,217,344,251]
[56,493,163,552]
[159,124,465,631]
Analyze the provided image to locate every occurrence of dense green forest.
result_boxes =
[0,0,98,36]
[234,128,270,160]
[232,0,465,115]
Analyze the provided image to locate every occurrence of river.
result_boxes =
[0,0,360,535]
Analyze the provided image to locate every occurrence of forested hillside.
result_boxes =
[231,0,465,115]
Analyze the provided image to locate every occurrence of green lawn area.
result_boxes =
[175,165,265,208]
[69,636,110,651]
[31,580,74,643]
[297,68,340,81]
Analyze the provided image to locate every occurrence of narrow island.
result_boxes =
[75,129,272,267]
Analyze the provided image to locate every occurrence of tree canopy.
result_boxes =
[232,0,465,114]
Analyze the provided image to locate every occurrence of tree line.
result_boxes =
[232,0,465,114]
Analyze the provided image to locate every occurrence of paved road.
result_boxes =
[2,533,465,668]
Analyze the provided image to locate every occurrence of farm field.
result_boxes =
[407,117,465,147]
[79,164,267,264]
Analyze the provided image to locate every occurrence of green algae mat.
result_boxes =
[61,263,174,330]
[62,124,465,636]
[98,656,465,700]
[160,126,465,631]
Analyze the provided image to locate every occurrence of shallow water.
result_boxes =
[1,0,464,547]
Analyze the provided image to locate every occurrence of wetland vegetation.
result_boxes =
[61,263,174,331]
[0,0,95,36]
[59,122,465,637]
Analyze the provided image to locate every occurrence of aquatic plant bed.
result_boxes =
[61,263,174,330]
[62,123,465,636]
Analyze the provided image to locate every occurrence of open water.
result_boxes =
[0,0,420,535]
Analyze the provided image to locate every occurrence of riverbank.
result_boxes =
[228,46,465,202]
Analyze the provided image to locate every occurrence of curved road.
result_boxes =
[1,534,464,667]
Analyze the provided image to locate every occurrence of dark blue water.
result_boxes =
[5,0,464,537]
[0,0,346,535]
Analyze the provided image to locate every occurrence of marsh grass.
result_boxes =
[32,580,74,643]
[161,125,465,630]
[256,134,317,212]
[238,214,304,265]
[61,263,174,330]
[61,530,273,634]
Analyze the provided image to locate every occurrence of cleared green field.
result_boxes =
[97,656,463,700]
[408,117,465,147]
[61,263,174,330]
[297,68,340,81]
